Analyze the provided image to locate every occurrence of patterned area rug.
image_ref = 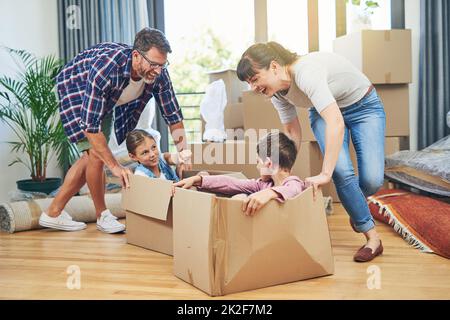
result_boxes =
[368,189,450,259]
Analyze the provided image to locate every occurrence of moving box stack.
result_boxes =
[200,69,248,141]
[333,29,412,190]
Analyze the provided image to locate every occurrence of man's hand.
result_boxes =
[110,164,133,189]
[170,149,192,175]
[169,121,192,170]
[305,172,331,200]
[179,149,192,171]
[242,189,278,216]
[173,175,202,189]
[175,163,185,180]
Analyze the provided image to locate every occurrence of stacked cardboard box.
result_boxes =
[208,69,249,104]
[333,29,412,190]
[242,90,316,141]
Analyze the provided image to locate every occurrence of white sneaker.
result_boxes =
[39,211,87,231]
[96,210,125,234]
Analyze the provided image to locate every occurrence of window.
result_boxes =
[346,0,391,32]
[319,0,337,52]
[267,0,309,55]
[165,0,255,150]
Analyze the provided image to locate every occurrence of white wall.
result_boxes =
[0,0,60,202]
[405,0,421,151]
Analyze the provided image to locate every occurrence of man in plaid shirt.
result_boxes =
[39,28,190,233]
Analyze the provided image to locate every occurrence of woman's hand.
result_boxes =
[242,189,278,216]
[173,175,202,189]
[305,173,332,200]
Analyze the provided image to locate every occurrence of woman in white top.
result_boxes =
[237,42,385,262]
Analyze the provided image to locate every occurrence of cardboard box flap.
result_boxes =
[173,188,216,294]
[216,187,334,295]
[122,174,173,221]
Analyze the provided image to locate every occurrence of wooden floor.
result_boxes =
[1,204,449,300]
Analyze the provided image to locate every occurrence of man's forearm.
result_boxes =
[169,121,188,152]
[84,131,119,169]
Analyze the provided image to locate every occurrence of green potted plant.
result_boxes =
[0,47,78,194]
[346,0,380,33]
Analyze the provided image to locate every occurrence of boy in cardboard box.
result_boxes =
[174,132,309,216]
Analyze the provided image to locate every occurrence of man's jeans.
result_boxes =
[309,89,386,233]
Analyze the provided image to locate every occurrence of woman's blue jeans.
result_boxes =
[309,89,386,233]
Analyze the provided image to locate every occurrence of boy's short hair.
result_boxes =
[256,132,298,170]
[126,129,155,154]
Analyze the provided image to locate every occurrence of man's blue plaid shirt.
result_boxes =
[57,42,183,144]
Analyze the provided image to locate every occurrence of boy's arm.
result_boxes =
[199,175,261,195]
[271,179,306,202]
[242,179,306,216]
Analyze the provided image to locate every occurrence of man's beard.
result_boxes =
[138,68,156,84]
[143,77,155,85]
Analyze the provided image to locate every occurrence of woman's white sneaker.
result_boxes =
[39,211,87,231]
[97,209,125,234]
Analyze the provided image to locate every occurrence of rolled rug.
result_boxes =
[0,193,125,233]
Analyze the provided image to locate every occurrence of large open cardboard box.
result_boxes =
[173,186,335,296]
[122,170,246,255]
[333,29,412,84]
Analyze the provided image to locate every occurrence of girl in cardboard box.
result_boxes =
[126,129,191,182]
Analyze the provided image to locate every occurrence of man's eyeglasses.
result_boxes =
[136,50,170,69]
